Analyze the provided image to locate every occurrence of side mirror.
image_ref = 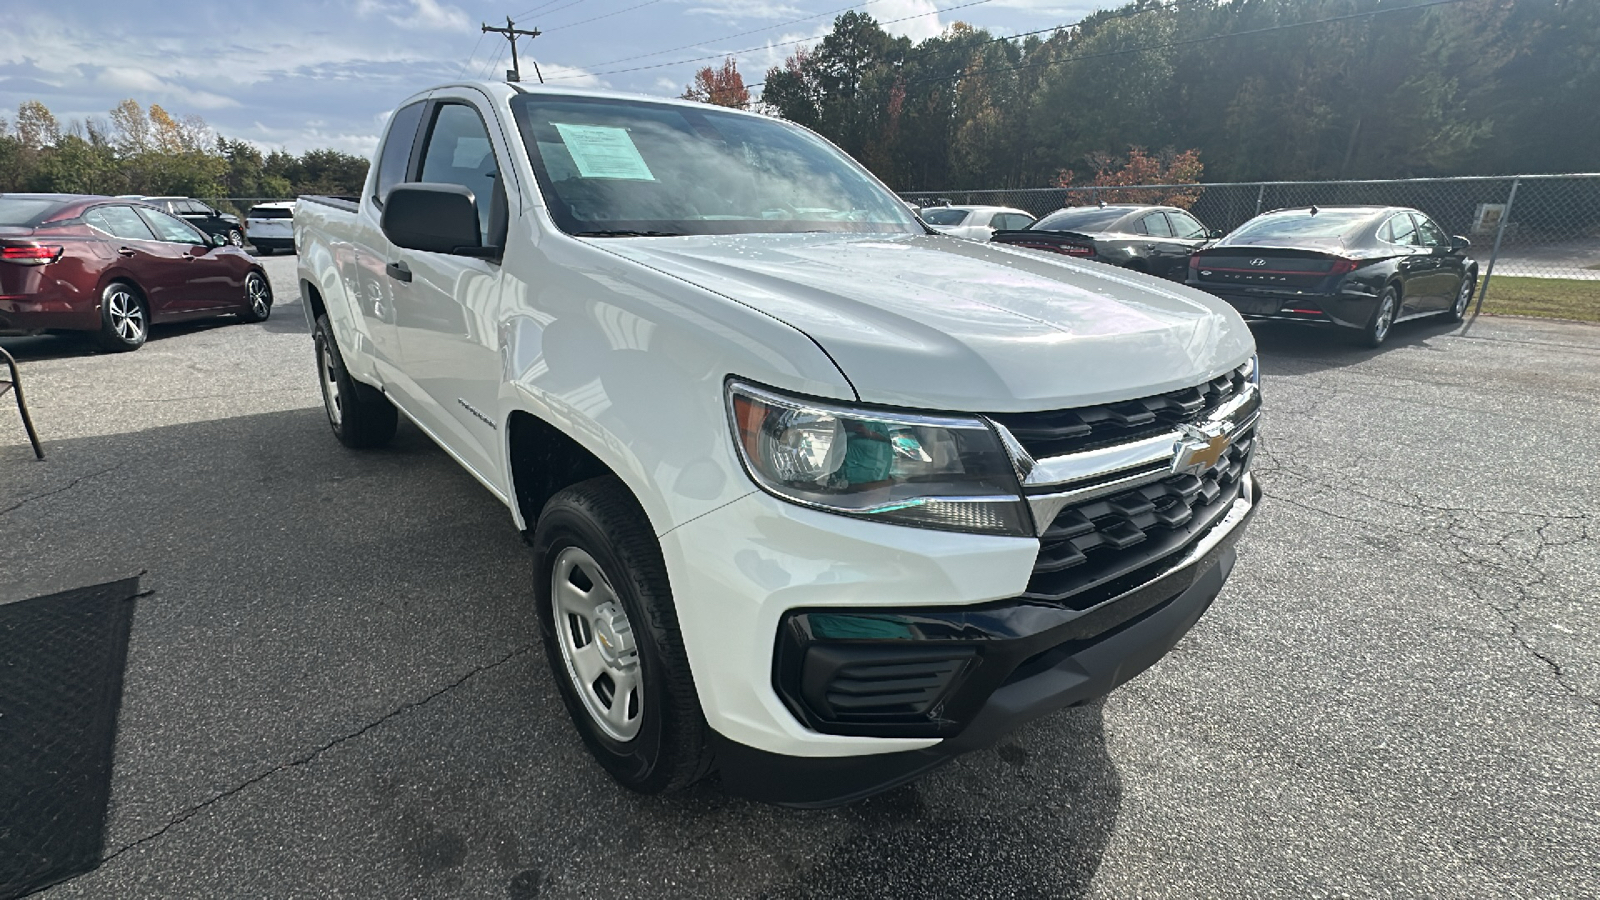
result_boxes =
[381,184,494,257]
[1209,228,1225,239]
[206,233,229,248]
[1451,235,1470,252]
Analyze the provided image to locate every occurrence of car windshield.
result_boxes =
[921,208,970,225]
[1033,207,1131,232]
[1228,210,1373,242]
[0,197,69,227]
[511,94,920,237]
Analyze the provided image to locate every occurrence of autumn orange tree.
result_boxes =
[1055,147,1205,208]
[681,57,750,109]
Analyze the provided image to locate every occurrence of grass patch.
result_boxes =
[1478,275,1600,323]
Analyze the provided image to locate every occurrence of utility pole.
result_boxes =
[481,16,542,83]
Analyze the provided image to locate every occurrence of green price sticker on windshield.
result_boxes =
[553,123,656,181]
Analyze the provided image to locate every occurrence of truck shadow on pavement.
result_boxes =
[1,405,1120,900]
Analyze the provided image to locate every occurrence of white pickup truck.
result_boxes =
[295,81,1262,806]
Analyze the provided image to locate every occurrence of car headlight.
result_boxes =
[726,381,1031,537]
[1243,354,1260,386]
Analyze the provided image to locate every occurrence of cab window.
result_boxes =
[374,101,428,207]
[415,102,506,244]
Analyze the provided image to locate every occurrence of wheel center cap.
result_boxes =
[591,602,637,667]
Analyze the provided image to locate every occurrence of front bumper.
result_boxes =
[660,470,1259,806]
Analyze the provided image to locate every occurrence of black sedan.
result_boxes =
[990,204,1218,280]
[1188,206,1478,347]
[136,197,244,247]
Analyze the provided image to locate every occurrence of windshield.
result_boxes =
[0,197,69,227]
[1033,207,1131,232]
[1227,210,1372,243]
[511,95,920,237]
[921,208,970,225]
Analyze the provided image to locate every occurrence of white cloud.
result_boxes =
[357,0,472,33]
[536,63,606,89]
[686,0,806,20]
[873,0,944,42]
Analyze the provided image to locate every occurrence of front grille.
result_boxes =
[991,362,1252,459]
[1023,422,1255,609]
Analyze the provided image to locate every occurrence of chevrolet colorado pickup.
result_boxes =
[295,82,1262,806]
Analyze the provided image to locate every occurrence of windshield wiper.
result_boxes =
[571,229,685,238]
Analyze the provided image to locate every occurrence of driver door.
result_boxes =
[135,206,240,311]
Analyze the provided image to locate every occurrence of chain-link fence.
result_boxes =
[904,174,1600,319]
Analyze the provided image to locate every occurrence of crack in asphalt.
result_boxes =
[87,643,536,875]
[1257,423,1599,714]
[0,464,124,517]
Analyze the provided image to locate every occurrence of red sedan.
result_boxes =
[0,193,272,352]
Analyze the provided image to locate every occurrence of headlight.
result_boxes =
[1243,354,1260,386]
[726,381,1031,537]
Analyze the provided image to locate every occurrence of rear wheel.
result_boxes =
[227,229,244,247]
[96,282,148,352]
[533,477,714,794]
[1361,285,1399,348]
[1447,273,1476,322]
[313,314,396,448]
[239,271,272,323]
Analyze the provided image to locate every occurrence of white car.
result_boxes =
[921,205,1036,240]
[295,82,1261,806]
[245,201,296,255]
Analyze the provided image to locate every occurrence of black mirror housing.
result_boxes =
[381,184,484,256]
[1209,228,1225,239]
[1451,235,1471,252]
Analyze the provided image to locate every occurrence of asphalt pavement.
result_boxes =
[2,257,1596,898]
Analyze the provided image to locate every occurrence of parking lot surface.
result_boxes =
[3,256,1596,898]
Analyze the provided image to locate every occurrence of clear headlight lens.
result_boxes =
[1243,354,1260,386]
[726,381,1031,537]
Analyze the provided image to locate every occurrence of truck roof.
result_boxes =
[403,80,776,122]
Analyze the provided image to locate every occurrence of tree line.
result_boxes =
[0,99,368,199]
[753,0,1598,190]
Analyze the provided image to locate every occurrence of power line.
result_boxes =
[543,0,669,33]
[457,32,488,78]
[547,0,998,80]
[748,0,1475,91]
[510,0,577,20]
[569,0,891,70]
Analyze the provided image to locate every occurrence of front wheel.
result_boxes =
[1361,285,1399,348]
[1447,273,1476,322]
[313,314,396,448]
[239,271,272,323]
[532,477,714,794]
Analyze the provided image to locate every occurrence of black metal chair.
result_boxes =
[1,346,44,459]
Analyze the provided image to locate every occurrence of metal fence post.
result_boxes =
[1473,176,1520,317]
[1255,184,1265,216]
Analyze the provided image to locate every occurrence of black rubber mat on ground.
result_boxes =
[0,576,139,899]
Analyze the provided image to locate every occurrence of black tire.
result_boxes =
[1446,272,1476,322]
[1360,284,1400,348]
[313,313,396,448]
[532,476,714,794]
[96,281,148,352]
[239,271,272,323]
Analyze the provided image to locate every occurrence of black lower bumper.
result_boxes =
[714,481,1255,807]
[1207,289,1379,330]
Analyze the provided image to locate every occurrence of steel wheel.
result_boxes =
[107,286,146,344]
[551,546,644,742]
[317,337,343,428]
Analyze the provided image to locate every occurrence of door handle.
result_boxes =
[386,261,412,283]
[118,247,136,257]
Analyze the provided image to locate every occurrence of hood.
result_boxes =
[591,232,1253,412]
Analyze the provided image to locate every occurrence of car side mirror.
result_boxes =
[1451,235,1470,252]
[1209,228,1225,239]
[206,233,228,248]
[381,184,496,258]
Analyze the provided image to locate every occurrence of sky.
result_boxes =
[0,0,1099,158]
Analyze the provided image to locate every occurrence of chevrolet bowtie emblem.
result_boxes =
[1175,425,1234,473]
